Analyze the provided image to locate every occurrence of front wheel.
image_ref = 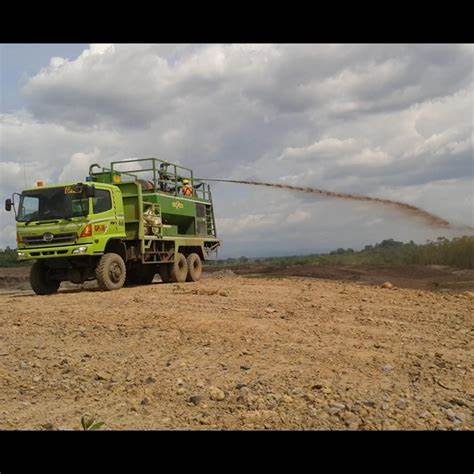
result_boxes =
[96,253,126,291]
[30,261,60,295]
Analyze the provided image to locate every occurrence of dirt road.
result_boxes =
[0,272,472,430]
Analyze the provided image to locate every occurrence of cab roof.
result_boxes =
[22,181,117,193]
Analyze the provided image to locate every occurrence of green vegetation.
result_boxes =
[81,415,105,431]
[0,247,29,267]
[210,236,474,269]
[320,236,474,268]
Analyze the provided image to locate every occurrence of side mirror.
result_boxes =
[84,185,96,199]
[5,198,12,212]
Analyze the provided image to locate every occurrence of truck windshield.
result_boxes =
[17,187,90,222]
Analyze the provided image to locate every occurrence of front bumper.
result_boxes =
[17,243,97,260]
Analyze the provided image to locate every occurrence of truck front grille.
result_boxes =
[22,233,77,247]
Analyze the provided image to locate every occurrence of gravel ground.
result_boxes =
[0,274,472,430]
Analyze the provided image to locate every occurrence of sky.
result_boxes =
[0,43,473,258]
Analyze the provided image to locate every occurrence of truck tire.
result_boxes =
[158,263,172,283]
[186,253,202,282]
[30,261,60,295]
[96,253,126,291]
[169,252,188,283]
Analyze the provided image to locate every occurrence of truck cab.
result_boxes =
[5,158,220,294]
[14,182,125,260]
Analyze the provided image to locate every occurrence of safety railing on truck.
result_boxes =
[89,158,213,202]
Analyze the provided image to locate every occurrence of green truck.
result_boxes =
[4,158,220,294]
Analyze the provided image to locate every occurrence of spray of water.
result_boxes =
[200,178,454,229]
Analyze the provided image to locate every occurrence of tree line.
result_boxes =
[210,236,474,269]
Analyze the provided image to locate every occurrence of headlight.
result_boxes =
[72,246,88,254]
[17,251,26,257]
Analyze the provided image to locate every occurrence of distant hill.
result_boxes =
[210,236,474,270]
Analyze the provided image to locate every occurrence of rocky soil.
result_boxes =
[0,273,472,430]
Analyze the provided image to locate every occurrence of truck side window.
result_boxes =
[93,190,112,214]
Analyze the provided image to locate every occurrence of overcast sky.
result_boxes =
[0,44,473,257]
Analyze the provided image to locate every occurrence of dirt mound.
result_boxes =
[0,267,30,290]
[206,269,237,279]
[212,264,474,292]
[0,275,471,430]
[0,276,29,289]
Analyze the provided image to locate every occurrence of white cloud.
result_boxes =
[58,147,101,182]
[344,148,393,166]
[279,138,361,161]
[218,213,278,236]
[286,209,311,224]
[0,161,23,189]
[0,223,17,248]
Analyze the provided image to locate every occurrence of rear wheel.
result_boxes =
[169,252,188,283]
[30,261,60,295]
[186,253,202,282]
[96,253,126,291]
